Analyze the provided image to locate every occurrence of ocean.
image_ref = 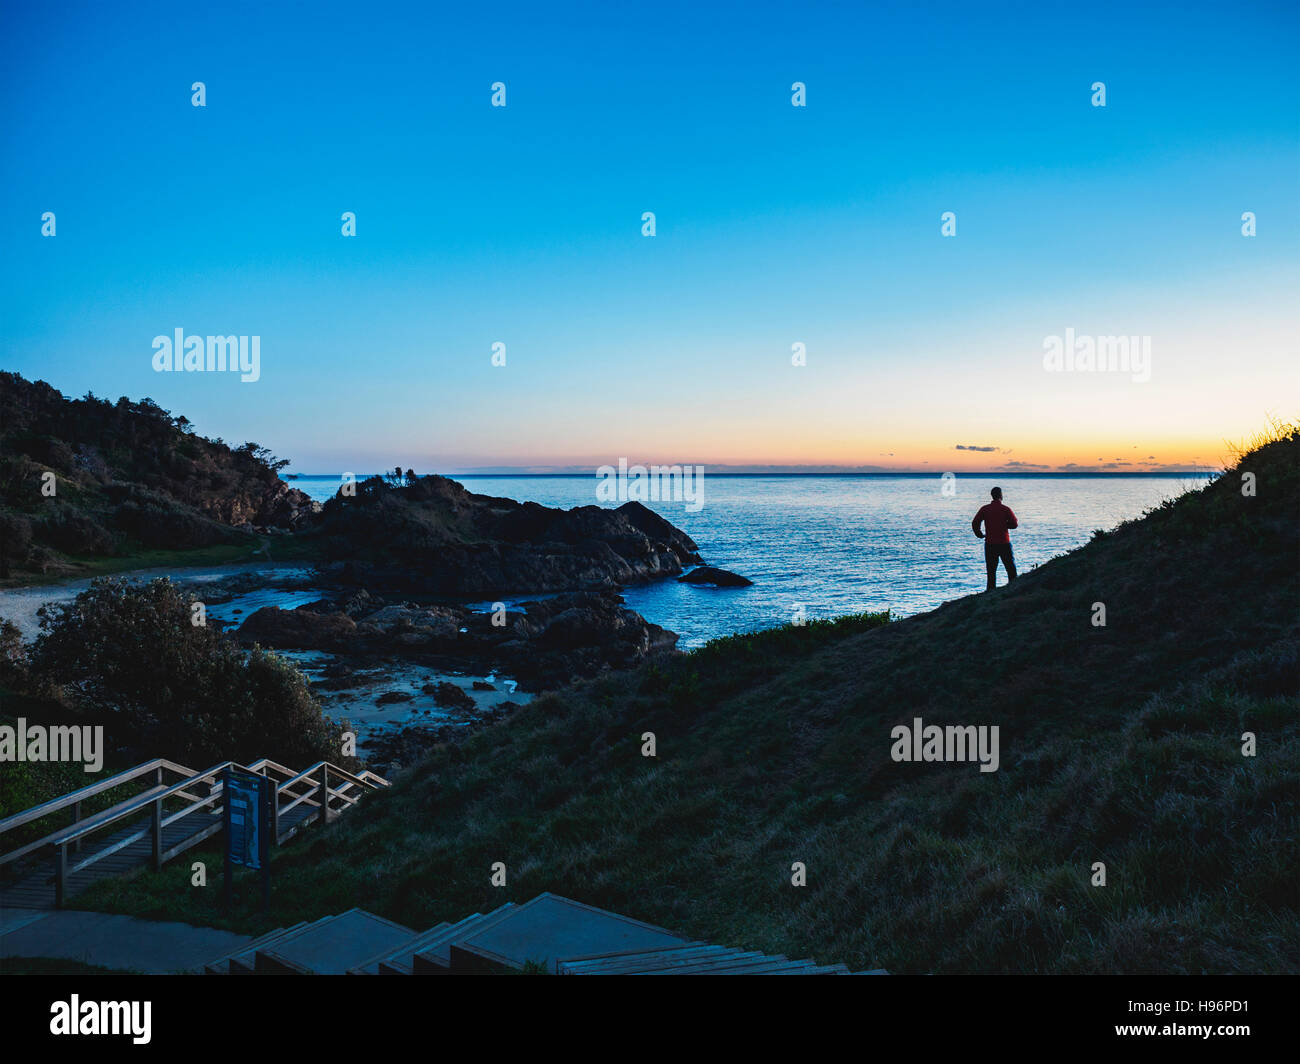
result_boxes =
[288,473,1212,649]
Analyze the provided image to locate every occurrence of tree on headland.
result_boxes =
[236,442,290,473]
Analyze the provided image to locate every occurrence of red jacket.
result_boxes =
[973,501,1018,544]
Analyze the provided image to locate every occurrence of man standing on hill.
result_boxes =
[972,487,1018,591]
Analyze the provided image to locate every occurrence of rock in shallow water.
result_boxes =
[678,566,753,587]
[236,605,357,649]
[236,586,680,693]
[422,681,476,711]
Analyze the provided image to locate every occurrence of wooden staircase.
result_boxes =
[0,757,388,910]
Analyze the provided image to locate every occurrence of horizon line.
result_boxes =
[284,469,1219,479]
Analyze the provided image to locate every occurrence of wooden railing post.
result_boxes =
[55,843,67,909]
[72,801,82,853]
[152,796,163,870]
[151,765,165,869]
[271,781,281,845]
[318,765,329,828]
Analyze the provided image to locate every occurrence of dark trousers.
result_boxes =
[985,540,1016,590]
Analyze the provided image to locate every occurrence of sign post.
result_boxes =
[223,767,271,913]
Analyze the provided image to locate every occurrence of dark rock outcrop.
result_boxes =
[483,591,679,689]
[237,605,357,650]
[678,566,753,587]
[317,475,702,596]
[244,480,322,530]
[356,604,461,644]
[423,681,476,711]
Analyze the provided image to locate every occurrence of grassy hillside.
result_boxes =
[81,426,1299,973]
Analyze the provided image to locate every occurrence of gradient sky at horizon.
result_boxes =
[1,0,1297,473]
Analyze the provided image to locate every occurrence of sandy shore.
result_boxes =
[0,561,316,640]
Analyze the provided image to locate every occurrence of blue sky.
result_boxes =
[2,0,1297,472]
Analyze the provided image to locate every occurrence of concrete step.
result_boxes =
[774,957,857,972]
[201,896,878,976]
[689,958,817,975]
[558,944,729,975]
[584,948,762,975]
[256,909,417,974]
[380,913,488,975]
[448,893,690,973]
[347,921,452,975]
[203,922,305,975]
[412,903,519,973]
[228,918,334,974]
[400,908,513,974]
[647,954,800,975]
[564,943,849,975]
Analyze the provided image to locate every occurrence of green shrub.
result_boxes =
[30,578,352,770]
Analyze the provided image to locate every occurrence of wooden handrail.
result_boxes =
[249,758,299,779]
[0,758,194,837]
[32,759,384,854]
[1,753,389,908]
[45,761,241,847]
[0,783,173,868]
[276,760,387,795]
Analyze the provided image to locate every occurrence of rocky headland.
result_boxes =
[0,372,750,766]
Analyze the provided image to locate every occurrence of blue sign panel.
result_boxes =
[225,769,262,870]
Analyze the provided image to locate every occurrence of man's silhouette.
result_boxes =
[972,487,1018,591]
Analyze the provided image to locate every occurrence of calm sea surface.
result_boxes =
[289,474,1210,649]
